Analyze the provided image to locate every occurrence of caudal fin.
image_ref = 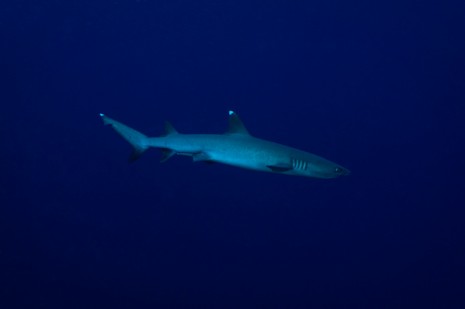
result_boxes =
[100,113,150,162]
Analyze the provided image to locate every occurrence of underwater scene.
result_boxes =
[1,0,464,308]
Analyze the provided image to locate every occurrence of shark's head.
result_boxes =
[285,155,350,179]
[330,166,351,178]
[303,162,351,179]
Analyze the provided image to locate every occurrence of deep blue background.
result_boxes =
[1,0,464,308]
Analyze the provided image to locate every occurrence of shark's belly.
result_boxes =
[206,138,288,172]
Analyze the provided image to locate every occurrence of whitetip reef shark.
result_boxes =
[100,111,350,179]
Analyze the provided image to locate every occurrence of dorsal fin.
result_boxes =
[227,110,250,135]
[163,121,178,136]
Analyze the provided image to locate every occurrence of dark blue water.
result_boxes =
[1,1,464,308]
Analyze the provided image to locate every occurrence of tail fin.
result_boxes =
[100,113,150,162]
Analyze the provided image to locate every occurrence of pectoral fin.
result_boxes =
[160,149,175,163]
[193,152,212,162]
[266,163,293,172]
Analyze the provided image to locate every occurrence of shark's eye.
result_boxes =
[335,167,342,173]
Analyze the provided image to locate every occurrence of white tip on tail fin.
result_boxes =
[100,113,112,126]
[100,113,150,162]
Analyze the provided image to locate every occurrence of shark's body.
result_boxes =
[100,111,350,179]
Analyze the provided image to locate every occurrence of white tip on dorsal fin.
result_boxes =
[227,110,250,135]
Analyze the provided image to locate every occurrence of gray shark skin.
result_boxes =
[100,111,350,179]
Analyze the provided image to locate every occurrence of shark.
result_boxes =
[100,111,350,179]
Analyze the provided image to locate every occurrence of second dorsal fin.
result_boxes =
[163,121,178,136]
[226,110,250,135]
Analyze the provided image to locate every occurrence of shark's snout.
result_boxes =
[335,167,351,176]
